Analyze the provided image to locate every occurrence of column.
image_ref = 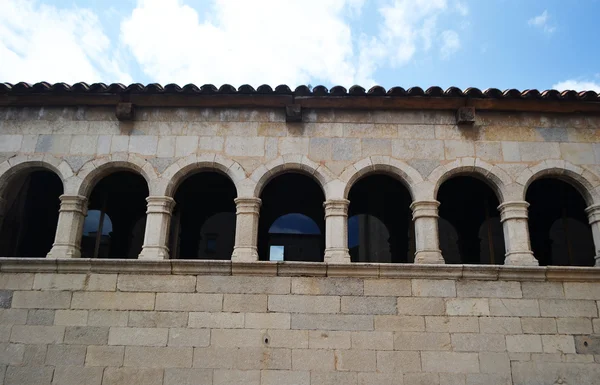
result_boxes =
[231,197,261,262]
[138,196,175,260]
[585,204,600,267]
[47,195,87,259]
[498,201,538,266]
[324,199,350,264]
[410,200,445,264]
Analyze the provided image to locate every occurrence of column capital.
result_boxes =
[146,196,175,214]
[410,200,439,219]
[498,201,529,222]
[59,195,88,215]
[585,204,600,224]
[324,199,350,217]
[234,197,262,214]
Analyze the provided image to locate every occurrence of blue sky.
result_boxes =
[1,0,599,91]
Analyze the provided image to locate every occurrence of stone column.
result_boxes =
[410,200,445,264]
[47,195,87,259]
[585,204,600,267]
[498,201,538,266]
[232,197,261,262]
[139,196,175,260]
[324,199,351,264]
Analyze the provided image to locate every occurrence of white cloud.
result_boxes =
[552,80,600,92]
[455,1,469,16]
[440,30,460,59]
[528,10,556,34]
[0,0,131,84]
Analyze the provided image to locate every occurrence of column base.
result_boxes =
[138,246,170,260]
[504,252,539,266]
[324,248,351,264]
[414,250,444,264]
[232,247,259,262]
[46,244,81,259]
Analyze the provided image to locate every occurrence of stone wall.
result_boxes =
[0,261,598,385]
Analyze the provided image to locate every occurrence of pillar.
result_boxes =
[47,195,87,259]
[411,200,444,264]
[138,196,175,260]
[498,201,538,266]
[585,204,600,267]
[324,199,350,264]
[231,197,261,262]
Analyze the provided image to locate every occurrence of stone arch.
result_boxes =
[0,155,70,197]
[75,154,157,197]
[340,156,424,200]
[430,158,511,202]
[518,161,599,206]
[162,154,246,198]
[250,156,334,198]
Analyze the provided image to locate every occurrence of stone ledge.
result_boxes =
[0,258,599,281]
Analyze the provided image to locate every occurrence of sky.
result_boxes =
[1,0,599,91]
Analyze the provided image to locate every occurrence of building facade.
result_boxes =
[0,82,599,384]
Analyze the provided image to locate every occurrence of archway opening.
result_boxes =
[526,178,594,266]
[0,170,63,257]
[437,175,505,264]
[81,171,149,258]
[170,172,237,259]
[348,174,414,263]
[258,173,325,262]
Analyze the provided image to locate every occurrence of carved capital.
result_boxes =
[146,196,176,215]
[235,197,262,215]
[585,204,600,225]
[498,201,529,222]
[323,199,349,217]
[410,200,440,219]
[59,195,88,215]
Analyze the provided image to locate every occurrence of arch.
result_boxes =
[340,156,423,200]
[430,158,510,202]
[162,154,245,197]
[519,161,599,206]
[0,156,69,197]
[250,156,334,198]
[76,154,157,197]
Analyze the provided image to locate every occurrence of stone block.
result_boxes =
[155,293,222,312]
[291,314,373,331]
[563,282,600,300]
[394,332,451,351]
[0,274,34,290]
[456,281,522,298]
[374,315,425,332]
[362,138,392,156]
[351,331,394,350]
[97,134,111,154]
[35,134,71,154]
[539,299,598,317]
[0,343,25,365]
[12,291,71,309]
[404,373,440,385]
[5,366,54,385]
[245,312,290,329]
[308,138,332,161]
[556,317,593,334]
[129,135,158,155]
[506,335,543,352]
[72,292,155,311]
[211,329,265,348]
[175,136,199,156]
[521,317,557,334]
[363,279,410,296]
[22,344,47,366]
[451,333,506,352]
[444,140,475,159]
[108,327,168,347]
[102,368,163,385]
[392,139,444,159]
[26,309,54,325]
[397,297,445,315]
[446,299,490,316]
[336,349,377,372]
[223,294,267,312]
[341,297,397,314]
[521,282,564,299]
[308,330,351,349]
[489,299,540,317]
[425,316,479,333]
[225,136,264,157]
[128,311,188,328]
[412,279,456,297]
[111,135,129,152]
[511,361,600,385]
[52,366,103,385]
[45,344,86,366]
[421,351,479,373]
[85,345,124,367]
[0,135,22,152]
[54,310,88,326]
[21,134,39,152]
[475,141,503,161]
[0,309,27,325]
[261,370,309,385]
[561,142,595,164]
[0,324,10,341]
[168,328,210,347]
[266,330,308,349]
[479,352,511,374]
[479,317,522,334]
[197,276,290,294]
[188,312,244,329]
[279,137,309,154]
[156,136,175,157]
[291,349,334,370]
[10,325,64,344]
[164,368,213,385]
[88,310,128,326]
[70,135,97,154]
[213,369,260,385]
[87,274,117,291]
[541,335,576,354]
[332,138,360,161]
[124,346,193,368]
[465,373,511,385]
[64,326,109,344]
[269,295,339,314]
[192,346,290,370]
[376,351,422,373]
[198,136,224,151]
[117,275,196,292]
[291,277,362,296]
[358,372,399,385]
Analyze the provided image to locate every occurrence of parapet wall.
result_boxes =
[0,260,598,385]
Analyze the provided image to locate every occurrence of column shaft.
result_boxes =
[498,201,538,266]
[411,200,444,264]
[324,199,350,264]
[139,196,175,260]
[47,195,87,259]
[232,197,261,262]
[585,204,600,267]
